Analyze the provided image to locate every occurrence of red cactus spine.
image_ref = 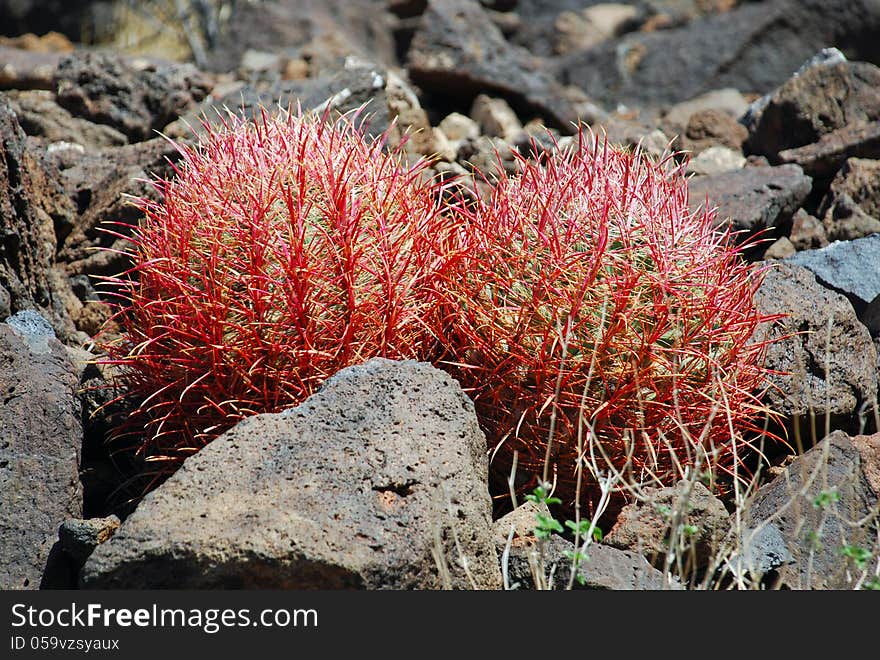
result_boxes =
[430,131,778,509]
[99,109,452,464]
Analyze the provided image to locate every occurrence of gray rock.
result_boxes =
[0,323,83,589]
[59,516,121,565]
[745,431,880,589]
[407,0,578,131]
[494,502,675,590]
[727,522,794,581]
[786,235,880,309]
[752,263,878,424]
[605,480,730,572]
[81,359,502,589]
[688,164,812,234]
[4,309,56,354]
[786,235,880,336]
[555,0,880,109]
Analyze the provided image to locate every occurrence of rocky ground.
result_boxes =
[1,0,879,590]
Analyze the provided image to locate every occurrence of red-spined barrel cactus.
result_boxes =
[100,109,451,463]
[430,132,777,509]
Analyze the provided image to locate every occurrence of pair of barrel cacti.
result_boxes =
[99,108,776,510]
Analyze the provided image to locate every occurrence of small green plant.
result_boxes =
[525,483,602,587]
[806,529,824,552]
[565,519,604,543]
[813,489,841,509]
[525,484,563,539]
[863,577,880,590]
[840,544,872,571]
[682,523,700,538]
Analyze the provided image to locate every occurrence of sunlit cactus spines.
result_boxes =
[429,131,778,509]
[99,108,453,464]
[100,111,777,509]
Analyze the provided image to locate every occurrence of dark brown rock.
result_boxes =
[556,0,880,109]
[55,138,181,279]
[82,359,502,589]
[777,121,880,179]
[5,90,127,148]
[789,209,829,251]
[747,61,880,161]
[55,52,211,143]
[753,263,878,425]
[744,431,879,589]
[0,46,62,91]
[203,0,396,74]
[0,97,78,339]
[680,108,747,154]
[407,0,578,131]
[605,480,729,572]
[688,164,812,234]
[818,158,880,240]
[0,315,83,589]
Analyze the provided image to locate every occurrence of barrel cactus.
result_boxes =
[99,109,451,463]
[100,109,776,511]
[429,132,778,509]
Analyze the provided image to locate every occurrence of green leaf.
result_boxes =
[565,518,603,542]
[535,513,564,535]
[812,489,841,509]
[840,545,872,570]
